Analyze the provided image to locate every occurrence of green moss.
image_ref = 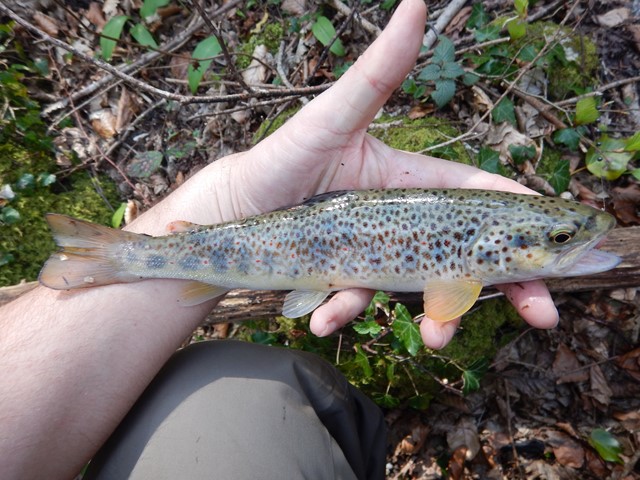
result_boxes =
[0,142,120,286]
[440,298,522,366]
[368,115,471,164]
[238,22,286,69]
[252,106,300,143]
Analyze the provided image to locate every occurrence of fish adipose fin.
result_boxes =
[423,279,483,322]
[179,281,229,306]
[282,290,330,318]
[166,220,204,234]
[39,214,144,290]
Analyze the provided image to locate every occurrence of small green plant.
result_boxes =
[311,16,345,57]
[589,428,623,464]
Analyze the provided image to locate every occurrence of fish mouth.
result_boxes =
[556,247,621,276]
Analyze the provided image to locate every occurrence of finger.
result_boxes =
[497,280,559,328]
[309,288,375,337]
[420,316,461,350]
[299,0,426,133]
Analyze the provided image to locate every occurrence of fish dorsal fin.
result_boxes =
[423,279,483,322]
[179,281,229,306]
[282,290,330,318]
[166,220,205,234]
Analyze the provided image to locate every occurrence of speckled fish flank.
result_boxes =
[39,189,620,321]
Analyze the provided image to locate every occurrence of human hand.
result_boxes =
[173,0,559,348]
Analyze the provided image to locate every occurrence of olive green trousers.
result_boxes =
[85,340,386,479]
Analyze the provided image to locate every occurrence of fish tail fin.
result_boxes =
[39,213,143,290]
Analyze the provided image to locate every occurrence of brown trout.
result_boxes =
[39,189,620,321]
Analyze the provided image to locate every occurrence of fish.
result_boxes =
[38,189,620,322]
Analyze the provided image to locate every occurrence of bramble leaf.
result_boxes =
[433,35,455,63]
[431,79,456,108]
[418,64,442,82]
[441,61,465,79]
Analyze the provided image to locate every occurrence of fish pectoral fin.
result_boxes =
[423,279,483,322]
[282,290,330,318]
[179,281,229,306]
[165,220,204,234]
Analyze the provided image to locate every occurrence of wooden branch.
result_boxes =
[3,227,638,319]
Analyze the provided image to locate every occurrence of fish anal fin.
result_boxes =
[166,220,204,234]
[423,279,483,322]
[179,281,229,306]
[282,290,330,318]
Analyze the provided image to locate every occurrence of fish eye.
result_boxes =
[549,226,576,244]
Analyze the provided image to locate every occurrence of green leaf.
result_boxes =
[364,290,391,318]
[553,127,582,151]
[126,150,164,178]
[130,23,158,49]
[0,207,20,225]
[477,147,503,174]
[440,61,465,79]
[251,331,278,345]
[589,428,623,464]
[624,131,640,151]
[311,16,345,57]
[15,173,35,190]
[354,343,373,378]
[101,15,129,61]
[631,168,640,181]
[474,24,502,42]
[462,358,488,395]
[380,0,397,10]
[493,97,516,125]
[188,36,222,93]
[433,35,455,63]
[586,136,632,180]
[36,172,56,187]
[353,320,383,336]
[467,3,489,30]
[111,202,127,228]
[418,64,442,82]
[0,251,15,267]
[506,19,527,40]
[462,72,480,86]
[508,144,536,164]
[514,0,528,17]
[547,159,571,194]
[392,304,422,356]
[140,0,171,18]
[373,393,400,408]
[431,79,456,108]
[517,44,539,62]
[575,96,599,125]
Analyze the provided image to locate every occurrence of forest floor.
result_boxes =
[2,0,640,478]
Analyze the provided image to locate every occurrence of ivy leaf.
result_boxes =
[353,320,383,336]
[467,3,489,29]
[101,15,129,61]
[188,36,222,93]
[312,16,345,57]
[589,429,623,464]
[140,0,171,18]
[111,202,127,228]
[354,344,373,378]
[477,147,503,174]
[517,44,539,61]
[508,144,536,164]
[462,358,488,395]
[418,64,442,82]
[130,23,158,49]
[493,97,516,125]
[373,393,400,408]
[431,79,456,108]
[575,96,599,125]
[433,35,455,64]
[547,158,570,194]
[392,304,421,356]
[586,136,632,180]
[553,127,582,151]
[475,24,501,42]
[624,131,640,151]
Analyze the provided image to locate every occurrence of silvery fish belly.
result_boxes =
[39,189,620,322]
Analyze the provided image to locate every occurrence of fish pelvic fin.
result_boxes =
[423,279,483,322]
[179,281,229,306]
[39,213,143,290]
[282,290,330,318]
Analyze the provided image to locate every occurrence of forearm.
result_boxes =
[0,157,243,479]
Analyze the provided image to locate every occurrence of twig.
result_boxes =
[423,0,468,50]
[555,75,640,106]
[329,0,381,36]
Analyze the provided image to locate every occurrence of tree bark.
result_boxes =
[2,227,639,320]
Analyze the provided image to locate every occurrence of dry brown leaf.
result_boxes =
[447,417,480,460]
[407,104,435,120]
[447,446,468,480]
[553,343,589,384]
[33,12,59,37]
[547,430,585,468]
[484,122,537,167]
[444,6,472,36]
[612,184,640,225]
[281,0,306,16]
[396,423,429,455]
[615,347,640,382]
[115,88,137,134]
[585,448,609,478]
[613,410,640,433]
[589,364,613,406]
[90,110,117,139]
[87,2,106,30]
[628,24,640,53]
[596,8,631,28]
[242,45,270,86]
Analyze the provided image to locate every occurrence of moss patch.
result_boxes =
[238,22,286,70]
[0,142,120,286]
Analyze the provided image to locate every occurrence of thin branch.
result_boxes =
[556,75,640,106]
[329,0,381,36]
[423,0,468,50]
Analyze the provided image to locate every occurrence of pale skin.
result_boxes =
[0,0,559,477]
